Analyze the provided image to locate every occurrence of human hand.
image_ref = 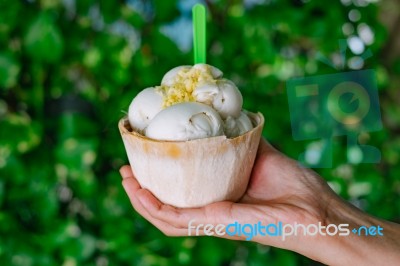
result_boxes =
[120,139,400,265]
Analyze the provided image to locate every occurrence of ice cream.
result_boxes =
[128,64,253,140]
[128,87,163,132]
[119,63,264,208]
[223,111,254,138]
[145,102,223,141]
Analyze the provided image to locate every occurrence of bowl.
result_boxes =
[118,112,264,208]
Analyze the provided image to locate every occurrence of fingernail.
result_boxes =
[119,166,131,179]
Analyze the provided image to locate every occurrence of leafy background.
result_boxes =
[1,0,400,265]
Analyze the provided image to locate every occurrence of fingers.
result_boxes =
[135,189,246,237]
[119,165,134,179]
[120,165,196,236]
[118,165,278,243]
[136,188,212,227]
[132,185,277,240]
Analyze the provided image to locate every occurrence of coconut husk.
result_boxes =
[118,112,264,208]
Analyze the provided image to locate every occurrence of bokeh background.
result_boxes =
[1,0,400,265]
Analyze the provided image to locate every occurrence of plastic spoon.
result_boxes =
[192,4,207,64]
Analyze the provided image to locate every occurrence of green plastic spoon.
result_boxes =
[192,4,206,64]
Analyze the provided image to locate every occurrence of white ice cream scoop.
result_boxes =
[161,64,223,87]
[193,63,223,79]
[223,111,253,138]
[161,65,191,87]
[128,87,163,132]
[145,102,224,141]
[193,79,243,119]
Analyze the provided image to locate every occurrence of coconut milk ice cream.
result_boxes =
[128,64,254,141]
[119,64,264,208]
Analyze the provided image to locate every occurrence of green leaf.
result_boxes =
[0,114,41,154]
[0,52,20,89]
[24,13,63,63]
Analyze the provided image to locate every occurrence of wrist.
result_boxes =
[307,196,400,265]
[317,197,373,265]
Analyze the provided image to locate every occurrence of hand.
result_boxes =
[120,139,400,265]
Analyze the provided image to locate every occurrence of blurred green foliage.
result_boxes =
[1,0,400,265]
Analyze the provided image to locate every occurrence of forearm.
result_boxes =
[307,196,400,265]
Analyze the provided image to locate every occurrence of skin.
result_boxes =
[120,139,400,265]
